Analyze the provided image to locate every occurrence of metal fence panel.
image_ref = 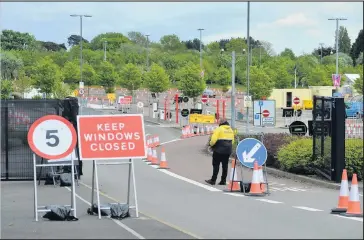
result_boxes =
[1,99,62,180]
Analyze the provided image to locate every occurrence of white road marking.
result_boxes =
[224,193,245,197]
[160,139,181,145]
[292,206,324,212]
[334,215,363,222]
[64,187,145,239]
[256,199,283,204]
[158,169,222,192]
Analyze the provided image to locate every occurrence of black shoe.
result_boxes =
[205,179,215,185]
[218,181,226,185]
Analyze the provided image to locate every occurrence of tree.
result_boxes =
[1,29,37,50]
[225,38,247,54]
[356,52,363,65]
[306,66,332,86]
[38,41,67,51]
[350,30,363,65]
[144,63,170,93]
[119,63,142,92]
[280,48,296,60]
[53,82,72,99]
[338,26,351,55]
[312,46,336,61]
[249,66,273,100]
[33,57,63,96]
[322,53,354,68]
[13,71,33,97]
[82,63,98,86]
[0,80,13,99]
[176,62,206,99]
[0,52,23,80]
[353,72,363,94]
[160,34,185,51]
[62,61,80,85]
[206,42,220,53]
[97,61,118,93]
[183,38,204,51]
[260,41,276,56]
[127,31,148,46]
[90,32,131,51]
[67,34,89,47]
[213,67,231,86]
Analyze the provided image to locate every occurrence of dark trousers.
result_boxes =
[211,151,230,183]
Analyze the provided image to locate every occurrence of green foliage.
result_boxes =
[338,26,351,55]
[280,48,296,60]
[345,139,363,180]
[33,57,63,95]
[0,52,23,80]
[160,34,185,52]
[62,61,80,85]
[249,66,273,100]
[353,73,363,94]
[144,63,170,93]
[321,53,353,68]
[350,30,363,65]
[213,67,231,86]
[277,138,315,174]
[176,62,206,98]
[1,29,37,51]
[90,32,131,51]
[119,63,142,91]
[0,80,13,99]
[53,82,72,99]
[97,61,118,93]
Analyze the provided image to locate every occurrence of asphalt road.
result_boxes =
[76,106,363,239]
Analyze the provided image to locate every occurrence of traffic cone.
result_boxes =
[245,161,265,196]
[226,159,240,192]
[206,125,210,135]
[340,174,363,217]
[181,127,187,139]
[258,166,266,193]
[200,126,205,135]
[331,169,349,214]
[158,147,169,169]
[150,148,159,165]
[155,136,160,147]
[189,125,194,137]
[146,147,152,162]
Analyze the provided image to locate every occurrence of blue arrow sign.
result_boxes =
[259,100,263,106]
[236,138,267,168]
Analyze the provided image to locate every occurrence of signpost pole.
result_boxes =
[231,51,236,129]
[90,160,96,212]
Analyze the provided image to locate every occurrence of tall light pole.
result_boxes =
[70,14,92,96]
[197,28,205,69]
[246,1,251,133]
[103,40,107,61]
[319,42,324,64]
[145,34,150,71]
[328,18,347,75]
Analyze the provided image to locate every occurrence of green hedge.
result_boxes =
[344,139,363,180]
[277,138,316,175]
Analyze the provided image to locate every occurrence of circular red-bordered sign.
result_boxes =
[262,110,270,117]
[201,95,208,103]
[293,97,300,105]
[27,115,77,160]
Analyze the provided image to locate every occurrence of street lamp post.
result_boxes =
[328,18,347,76]
[70,14,92,97]
[246,1,251,133]
[103,40,107,61]
[197,28,205,69]
[145,34,150,71]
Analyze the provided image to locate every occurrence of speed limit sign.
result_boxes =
[27,115,77,160]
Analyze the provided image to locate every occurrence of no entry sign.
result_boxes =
[27,115,77,160]
[262,110,270,117]
[293,97,300,105]
[77,114,147,160]
[201,95,208,103]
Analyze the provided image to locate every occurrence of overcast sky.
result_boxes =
[1,1,363,55]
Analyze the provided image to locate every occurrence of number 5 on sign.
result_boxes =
[27,115,77,160]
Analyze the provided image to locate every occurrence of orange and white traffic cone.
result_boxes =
[181,127,187,139]
[245,161,265,196]
[226,159,240,192]
[206,125,210,135]
[340,174,363,217]
[258,166,266,193]
[331,169,349,214]
[187,126,193,138]
[146,147,152,162]
[158,147,169,169]
[149,148,159,165]
[155,136,160,147]
[200,126,205,136]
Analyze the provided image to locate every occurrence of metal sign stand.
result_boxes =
[33,153,77,221]
[89,159,139,219]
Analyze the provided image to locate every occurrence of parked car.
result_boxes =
[345,95,363,119]
[203,89,216,98]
